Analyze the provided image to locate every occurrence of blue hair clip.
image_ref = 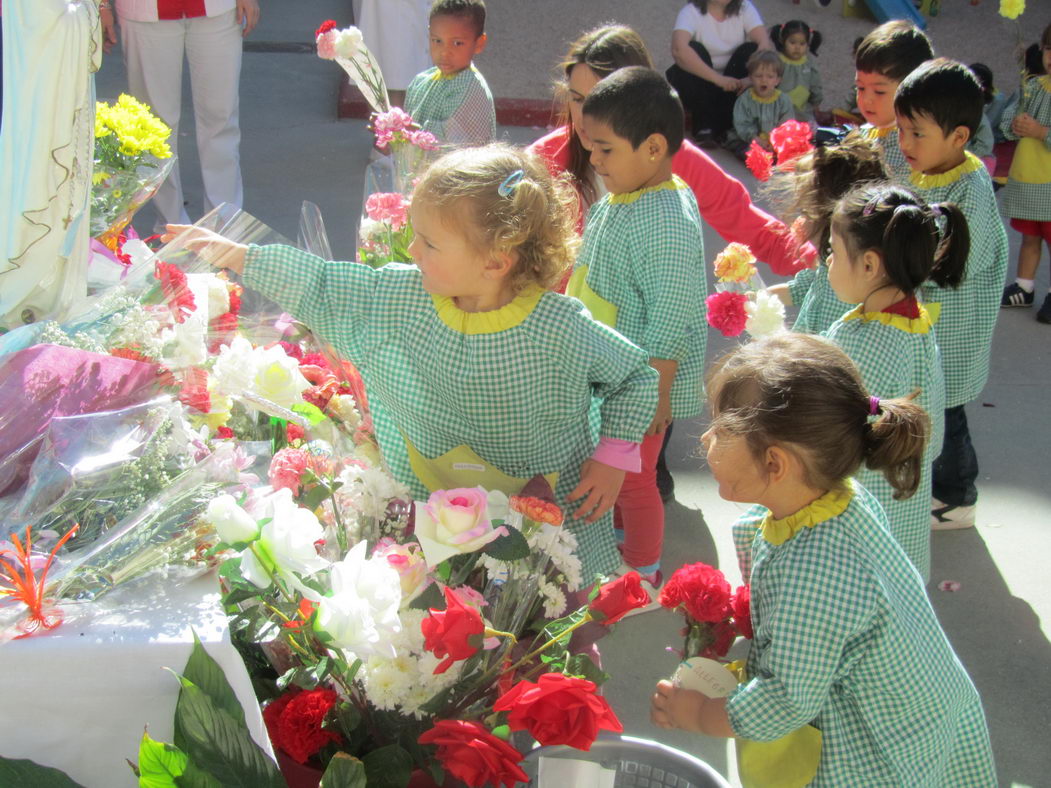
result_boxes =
[498,169,525,198]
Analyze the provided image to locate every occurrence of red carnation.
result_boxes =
[494,673,623,750]
[315,19,338,38]
[418,720,527,788]
[276,688,342,764]
[177,367,211,413]
[154,261,196,323]
[216,426,235,439]
[588,571,651,626]
[705,291,749,337]
[745,141,773,181]
[277,340,304,361]
[208,311,239,353]
[421,586,485,674]
[262,688,300,744]
[703,619,738,659]
[769,120,813,168]
[286,423,306,443]
[303,379,340,411]
[659,562,732,624]
[732,584,753,639]
[227,283,243,315]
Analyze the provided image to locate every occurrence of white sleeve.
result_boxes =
[673,3,700,35]
[740,1,764,31]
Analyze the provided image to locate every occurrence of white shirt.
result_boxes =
[115,0,235,23]
[674,1,764,72]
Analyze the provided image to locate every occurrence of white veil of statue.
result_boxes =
[0,0,99,330]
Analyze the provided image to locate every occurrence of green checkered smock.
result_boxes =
[729,481,996,787]
[405,65,496,147]
[911,152,1009,407]
[787,260,854,335]
[859,124,910,182]
[824,304,945,580]
[779,54,823,122]
[243,245,658,579]
[729,89,795,147]
[999,75,1051,222]
[568,177,707,419]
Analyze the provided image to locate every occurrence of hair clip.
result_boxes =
[869,396,881,416]
[498,169,525,197]
[862,196,880,217]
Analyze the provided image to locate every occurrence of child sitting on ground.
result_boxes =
[568,66,707,604]
[770,19,823,123]
[853,20,932,181]
[895,57,1009,531]
[404,0,496,146]
[650,334,997,787]
[726,50,794,159]
[164,144,660,583]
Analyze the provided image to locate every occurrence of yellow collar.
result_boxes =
[842,303,933,334]
[909,151,983,189]
[431,65,472,82]
[1037,75,1051,94]
[431,284,544,334]
[750,88,782,104]
[609,175,687,204]
[862,124,894,139]
[779,53,806,66]
[761,482,854,546]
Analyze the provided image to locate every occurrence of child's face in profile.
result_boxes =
[429,15,486,76]
[854,71,899,128]
[580,116,666,194]
[701,426,767,504]
[751,66,781,97]
[408,202,490,298]
[784,32,809,60]
[897,111,968,175]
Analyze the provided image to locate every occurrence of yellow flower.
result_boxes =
[714,243,758,283]
[92,171,111,185]
[999,0,1024,19]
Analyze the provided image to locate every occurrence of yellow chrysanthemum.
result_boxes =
[999,0,1024,19]
[92,171,111,186]
[94,94,172,158]
[714,242,758,283]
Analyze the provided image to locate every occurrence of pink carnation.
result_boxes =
[269,448,311,494]
[407,129,440,151]
[365,192,409,230]
[706,291,749,337]
[374,107,414,137]
[316,31,337,60]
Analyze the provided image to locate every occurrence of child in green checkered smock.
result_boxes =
[170,145,659,582]
[404,0,495,147]
[766,135,887,334]
[858,124,910,181]
[770,20,824,122]
[726,51,794,157]
[649,334,996,787]
[821,185,968,580]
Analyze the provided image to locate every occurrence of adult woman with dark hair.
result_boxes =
[665,0,773,145]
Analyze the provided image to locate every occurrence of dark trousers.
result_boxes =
[666,40,757,137]
[932,405,979,506]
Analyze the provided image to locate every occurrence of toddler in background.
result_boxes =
[853,20,932,181]
[726,50,794,158]
[405,0,496,146]
[824,185,967,580]
[999,22,1051,323]
[895,57,1009,531]
[766,135,887,335]
[569,67,708,603]
[650,334,996,787]
[165,144,660,583]
[770,19,823,123]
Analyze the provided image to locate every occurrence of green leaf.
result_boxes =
[320,753,367,788]
[564,653,611,685]
[483,526,530,561]
[0,756,87,787]
[173,677,285,788]
[292,402,327,425]
[137,731,188,787]
[437,561,452,583]
[333,701,362,735]
[301,483,332,513]
[407,581,445,611]
[180,632,246,730]
[362,745,412,788]
[172,761,223,788]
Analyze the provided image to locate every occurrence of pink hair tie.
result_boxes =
[869,396,881,416]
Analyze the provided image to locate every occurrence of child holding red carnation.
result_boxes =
[650,334,995,786]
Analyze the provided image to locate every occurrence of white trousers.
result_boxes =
[120,11,243,226]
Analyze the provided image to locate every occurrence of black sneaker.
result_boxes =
[1001,282,1034,307]
[1038,293,1051,324]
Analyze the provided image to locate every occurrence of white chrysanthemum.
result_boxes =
[211,335,257,393]
[745,290,786,338]
[338,464,411,521]
[327,393,361,428]
[538,578,568,619]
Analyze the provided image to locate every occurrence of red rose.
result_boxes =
[276,687,342,764]
[588,571,650,625]
[493,673,623,750]
[286,423,306,443]
[745,141,773,181]
[315,19,338,38]
[418,720,527,788]
[659,562,732,624]
[732,584,753,639]
[421,586,485,674]
[705,291,748,338]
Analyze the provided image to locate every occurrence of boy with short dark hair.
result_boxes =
[894,57,1009,530]
[567,67,707,606]
[404,0,495,146]
[727,50,794,158]
[853,20,933,180]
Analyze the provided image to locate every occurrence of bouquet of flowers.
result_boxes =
[366,105,441,199]
[359,192,414,267]
[705,243,785,338]
[91,94,175,250]
[745,119,815,182]
[315,20,388,114]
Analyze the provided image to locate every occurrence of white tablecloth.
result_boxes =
[0,572,272,787]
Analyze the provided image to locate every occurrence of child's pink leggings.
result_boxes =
[613,428,666,571]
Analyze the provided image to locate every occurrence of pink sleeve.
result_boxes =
[671,141,810,276]
[591,437,642,473]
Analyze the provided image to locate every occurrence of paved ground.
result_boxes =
[98,1,1050,785]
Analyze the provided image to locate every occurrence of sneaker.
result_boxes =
[610,563,664,618]
[1001,282,1034,308]
[1037,293,1051,324]
[931,498,976,530]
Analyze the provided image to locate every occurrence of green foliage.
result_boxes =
[362,744,413,788]
[483,526,530,562]
[319,753,367,788]
[0,756,87,788]
[137,731,188,787]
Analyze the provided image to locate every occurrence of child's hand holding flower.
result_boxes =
[650,680,735,737]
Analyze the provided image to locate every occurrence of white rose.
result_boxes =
[205,494,260,544]
[252,345,310,409]
[240,489,329,588]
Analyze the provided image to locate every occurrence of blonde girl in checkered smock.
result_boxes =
[650,334,996,787]
[163,145,659,581]
[823,185,969,581]
[766,135,887,335]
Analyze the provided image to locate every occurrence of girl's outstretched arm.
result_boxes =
[162,225,248,273]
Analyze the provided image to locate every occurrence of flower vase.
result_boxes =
[90,156,175,251]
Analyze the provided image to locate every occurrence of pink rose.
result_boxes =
[364,192,409,231]
[374,538,430,605]
[420,487,506,554]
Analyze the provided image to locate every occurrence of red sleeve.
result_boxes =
[527,125,587,237]
[671,140,811,276]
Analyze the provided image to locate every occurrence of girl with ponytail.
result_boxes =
[822,183,968,580]
[650,333,996,788]
[769,19,823,122]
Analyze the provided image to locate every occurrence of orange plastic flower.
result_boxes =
[509,495,563,527]
[0,525,79,638]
